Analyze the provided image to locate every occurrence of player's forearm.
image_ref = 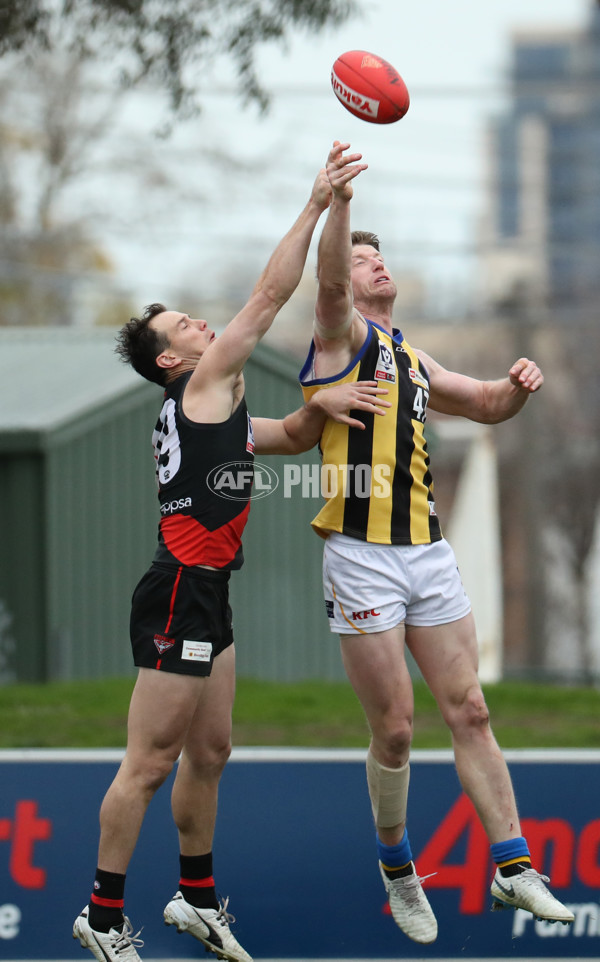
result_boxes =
[477,378,530,423]
[253,196,326,309]
[253,404,325,455]
[315,196,353,328]
[277,402,325,453]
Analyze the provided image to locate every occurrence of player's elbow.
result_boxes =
[316,271,351,299]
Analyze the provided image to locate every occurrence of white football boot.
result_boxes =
[491,867,574,923]
[164,891,252,962]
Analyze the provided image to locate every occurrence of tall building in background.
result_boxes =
[480,1,600,316]
[477,2,600,682]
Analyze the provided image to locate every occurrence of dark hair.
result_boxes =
[115,303,170,386]
[351,230,381,251]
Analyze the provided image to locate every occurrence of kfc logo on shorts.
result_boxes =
[352,608,381,621]
[154,633,175,654]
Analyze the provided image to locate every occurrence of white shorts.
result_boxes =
[322,534,471,634]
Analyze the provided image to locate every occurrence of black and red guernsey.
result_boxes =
[151,371,255,570]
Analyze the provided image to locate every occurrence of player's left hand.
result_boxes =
[312,380,390,428]
[508,357,544,393]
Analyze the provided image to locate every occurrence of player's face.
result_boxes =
[150,311,215,361]
[351,245,397,303]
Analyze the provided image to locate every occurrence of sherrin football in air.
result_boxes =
[331,50,410,124]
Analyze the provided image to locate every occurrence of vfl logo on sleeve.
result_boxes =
[246,414,255,454]
[375,342,396,383]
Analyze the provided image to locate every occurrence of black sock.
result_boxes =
[383,861,415,880]
[179,853,219,910]
[88,868,126,933]
[500,859,532,878]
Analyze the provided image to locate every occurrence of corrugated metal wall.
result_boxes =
[0,338,345,684]
[43,390,159,681]
[0,450,47,681]
[230,343,344,681]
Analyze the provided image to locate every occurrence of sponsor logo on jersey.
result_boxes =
[246,414,255,454]
[160,497,193,515]
[409,367,429,389]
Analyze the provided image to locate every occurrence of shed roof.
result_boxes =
[0,326,302,453]
[0,327,161,451]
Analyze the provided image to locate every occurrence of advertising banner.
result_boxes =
[1,748,599,959]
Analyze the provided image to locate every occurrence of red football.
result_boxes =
[331,50,410,124]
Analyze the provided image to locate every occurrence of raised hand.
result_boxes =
[326,140,368,201]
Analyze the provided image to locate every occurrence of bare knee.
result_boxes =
[184,734,232,780]
[446,686,491,738]
[372,715,413,767]
[120,750,178,800]
[204,736,232,776]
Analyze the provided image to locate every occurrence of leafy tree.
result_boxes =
[0,0,357,115]
[0,49,129,325]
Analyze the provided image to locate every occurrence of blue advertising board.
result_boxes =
[1,748,599,959]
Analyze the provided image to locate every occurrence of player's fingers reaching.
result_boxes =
[332,159,367,180]
[326,141,367,188]
[327,159,368,201]
[313,381,390,427]
[327,140,349,165]
[335,414,367,429]
[509,357,544,393]
[327,149,364,172]
[349,382,391,415]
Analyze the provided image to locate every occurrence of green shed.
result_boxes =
[0,328,340,684]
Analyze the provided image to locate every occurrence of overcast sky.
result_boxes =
[98,0,591,316]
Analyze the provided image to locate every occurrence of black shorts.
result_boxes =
[130,562,234,676]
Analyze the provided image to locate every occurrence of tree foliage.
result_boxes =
[0,50,126,325]
[0,0,357,114]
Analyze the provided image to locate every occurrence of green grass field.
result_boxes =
[1,677,599,749]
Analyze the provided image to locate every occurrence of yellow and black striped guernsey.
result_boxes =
[299,319,442,545]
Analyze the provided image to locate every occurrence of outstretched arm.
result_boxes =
[315,141,367,341]
[419,351,544,423]
[253,381,390,455]
[190,166,332,390]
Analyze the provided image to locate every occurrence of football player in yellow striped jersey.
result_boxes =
[299,140,572,942]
